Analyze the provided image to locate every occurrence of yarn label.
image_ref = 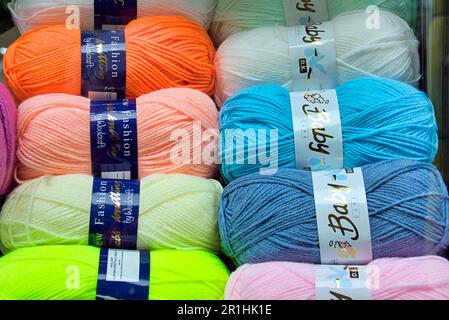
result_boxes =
[315,265,371,300]
[97,249,150,300]
[288,21,338,91]
[81,30,126,100]
[312,168,373,264]
[283,0,329,26]
[90,99,138,180]
[89,178,140,250]
[290,89,343,171]
[94,0,137,30]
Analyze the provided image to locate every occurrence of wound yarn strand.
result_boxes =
[225,256,449,300]
[220,79,438,183]
[4,16,216,103]
[0,174,222,253]
[0,83,16,195]
[8,0,218,34]
[219,160,449,266]
[214,10,420,106]
[16,88,219,181]
[211,0,417,45]
[0,246,230,300]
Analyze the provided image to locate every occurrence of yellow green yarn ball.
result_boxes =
[0,246,230,300]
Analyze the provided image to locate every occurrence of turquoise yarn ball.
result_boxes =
[220,78,438,183]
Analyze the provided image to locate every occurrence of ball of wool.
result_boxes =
[220,79,438,183]
[16,88,219,181]
[225,256,449,300]
[0,174,222,253]
[214,10,420,106]
[219,160,449,266]
[7,0,218,34]
[0,245,230,300]
[3,16,216,103]
[211,0,417,45]
[0,83,16,195]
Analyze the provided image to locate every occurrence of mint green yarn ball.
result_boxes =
[327,0,416,23]
[211,0,417,45]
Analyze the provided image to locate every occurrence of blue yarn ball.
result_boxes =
[219,160,449,266]
[220,78,438,183]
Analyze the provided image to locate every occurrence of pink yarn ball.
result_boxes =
[225,256,449,300]
[0,83,16,195]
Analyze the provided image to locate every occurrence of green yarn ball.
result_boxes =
[211,0,417,45]
[0,246,230,300]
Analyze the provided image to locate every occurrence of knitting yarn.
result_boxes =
[211,0,417,45]
[0,174,222,253]
[0,245,229,300]
[3,16,216,103]
[225,256,449,300]
[0,83,16,196]
[16,89,219,181]
[8,0,217,34]
[215,10,420,106]
[219,160,449,266]
[220,79,438,183]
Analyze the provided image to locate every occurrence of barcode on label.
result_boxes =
[102,171,131,180]
[105,249,140,283]
[89,91,118,101]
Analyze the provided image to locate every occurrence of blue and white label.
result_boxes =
[316,265,371,300]
[97,249,150,300]
[290,89,343,171]
[312,168,373,264]
[283,0,329,26]
[94,0,137,30]
[81,30,126,100]
[89,178,140,249]
[90,99,138,180]
[288,21,338,91]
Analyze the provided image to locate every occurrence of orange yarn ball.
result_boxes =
[3,16,216,102]
[16,88,219,181]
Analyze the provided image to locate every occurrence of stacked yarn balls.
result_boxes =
[0,0,447,301]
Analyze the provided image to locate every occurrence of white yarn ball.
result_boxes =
[8,0,217,34]
[215,10,420,106]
